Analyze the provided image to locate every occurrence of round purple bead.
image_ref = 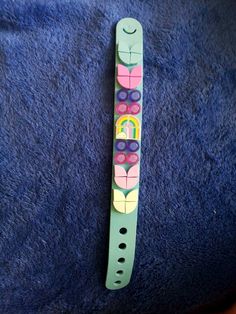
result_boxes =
[117,89,128,101]
[129,90,141,102]
[115,140,126,151]
[128,140,139,152]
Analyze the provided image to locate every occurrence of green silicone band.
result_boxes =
[105,18,143,290]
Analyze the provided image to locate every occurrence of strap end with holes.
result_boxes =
[105,18,143,290]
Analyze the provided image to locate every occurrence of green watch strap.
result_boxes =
[105,18,143,290]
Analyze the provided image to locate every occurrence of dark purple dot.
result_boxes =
[129,90,141,102]
[128,140,139,152]
[116,140,126,151]
[117,89,128,101]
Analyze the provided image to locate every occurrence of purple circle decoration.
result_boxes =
[117,89,128,101]
[127,140,139,152]
[129,90,141,102]
[115,140,126,151]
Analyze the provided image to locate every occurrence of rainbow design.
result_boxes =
[116,115,141,140]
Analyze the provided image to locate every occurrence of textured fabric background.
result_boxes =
[0,1,236,313]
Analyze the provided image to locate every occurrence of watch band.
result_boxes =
[105,18,143,290]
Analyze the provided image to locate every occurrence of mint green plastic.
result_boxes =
[105,18,143,290]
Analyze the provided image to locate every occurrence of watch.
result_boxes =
[105,18,143,290]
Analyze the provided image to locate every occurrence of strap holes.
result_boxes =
[118,257,125,263]
[116,270,124,276]
[119,243,127,249]
[114,280,121,286]
[119,227,127,234]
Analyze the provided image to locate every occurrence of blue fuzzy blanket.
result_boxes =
[0,1,236,313]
